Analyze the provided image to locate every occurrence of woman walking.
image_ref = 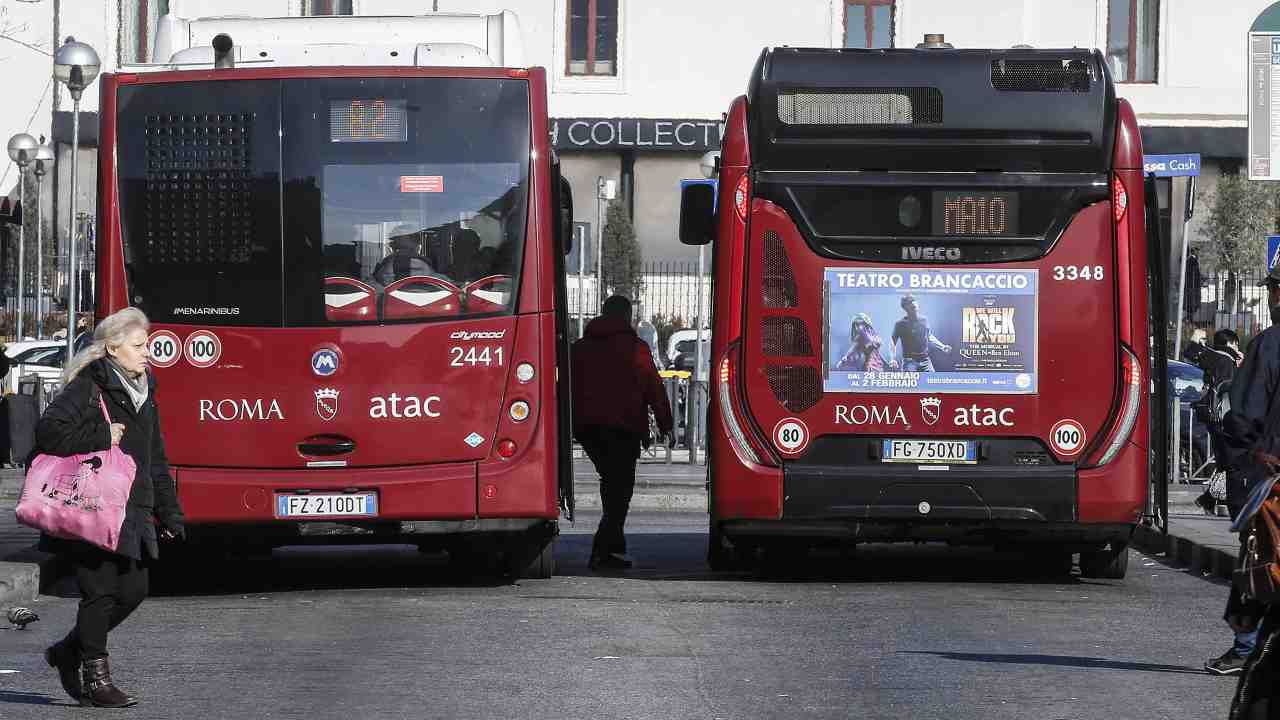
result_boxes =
[36,307,185,708]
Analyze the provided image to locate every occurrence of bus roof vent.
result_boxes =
[776,88,942,126]
[991,57,1090,92]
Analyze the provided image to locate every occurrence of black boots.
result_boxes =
[43,641,81,702]
[79,657,137,708]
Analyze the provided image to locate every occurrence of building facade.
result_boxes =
[0,0,1267,282]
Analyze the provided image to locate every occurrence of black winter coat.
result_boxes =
[35,358,185,561]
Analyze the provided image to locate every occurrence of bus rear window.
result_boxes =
[116,77,531,327]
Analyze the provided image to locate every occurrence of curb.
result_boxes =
[0,548,61,608]
[1130,524,1237,581]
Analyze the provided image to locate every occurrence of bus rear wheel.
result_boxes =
[508,536,556,579]
[1079,543,1129,579]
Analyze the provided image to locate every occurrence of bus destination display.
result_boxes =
[931,190,1018,236]
[330,99,408,143]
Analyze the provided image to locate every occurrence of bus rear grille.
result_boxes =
[776,88,942,126]
[991,58,1090,92]
[144,112,255,264]
[762,317,814,357]
[763,232,799,308]
[764,365,822,412]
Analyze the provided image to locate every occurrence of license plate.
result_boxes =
[275,493,378,518]
[882,439,976,464]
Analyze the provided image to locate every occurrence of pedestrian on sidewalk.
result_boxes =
[1194,328,1244,516]
[34,307,185,708]
[571,295,673,571]
[1210,269,1280,678]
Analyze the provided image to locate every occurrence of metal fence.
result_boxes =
[1180,268,1273,343]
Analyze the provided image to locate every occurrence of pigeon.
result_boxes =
[7,607,39,629]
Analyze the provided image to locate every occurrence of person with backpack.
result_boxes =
[1194,329,1244,516]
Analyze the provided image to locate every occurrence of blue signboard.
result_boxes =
[1143,153,1202,177]
[823,268,1038,394]
[1269,235,1280,270]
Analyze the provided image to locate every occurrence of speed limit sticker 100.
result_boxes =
[183,330,222,369]
[147,330,182,368]
[772,418,810,456]
[1049,419,1086,457]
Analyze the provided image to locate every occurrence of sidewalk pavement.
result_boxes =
[0,467,57,608]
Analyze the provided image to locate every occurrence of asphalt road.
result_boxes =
[0,510,1241,719]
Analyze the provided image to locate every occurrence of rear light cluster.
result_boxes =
[717,342,777,467]
[734,173,750,221]
[1094,346,1141,466]
[1111,176,1128,224]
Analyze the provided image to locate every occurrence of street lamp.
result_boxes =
[33,142,53,339]
[53,37,100,359]
[7,132,38,341]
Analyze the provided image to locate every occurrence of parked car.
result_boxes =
[1167,359,1210,478]
[3,340,71,395]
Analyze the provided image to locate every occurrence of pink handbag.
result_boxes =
[15,393,136,552]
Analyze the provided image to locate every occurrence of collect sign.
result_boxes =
[550,118,723,152]
[1142,153,1201,177]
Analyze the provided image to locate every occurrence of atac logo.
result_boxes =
[314,388,340,421]
[920,396,942,426]
[311,349,339,377]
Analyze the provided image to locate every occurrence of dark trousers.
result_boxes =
[62,546,149,661]
[579,425,641,557]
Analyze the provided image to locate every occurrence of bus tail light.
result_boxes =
[509,400,531,422]
[734,173,749,221]
[1112,176,1128,224]
[717,342,777,467]
[496,439,517,459]
[1090,346,1142,467]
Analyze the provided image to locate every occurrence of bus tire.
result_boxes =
[707,523,742,571]
[510,537,556,580]
[1079,544,1129,579]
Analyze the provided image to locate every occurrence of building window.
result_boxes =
[844,0,894,49]
[567,0,618,76]
[305,0,353,15]
[1107,0,1159,83]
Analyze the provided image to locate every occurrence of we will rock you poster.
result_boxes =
[822,267,1038,394]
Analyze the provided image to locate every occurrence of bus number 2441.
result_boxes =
[450,346,504,368]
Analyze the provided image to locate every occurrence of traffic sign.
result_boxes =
[1269,235,1280,269]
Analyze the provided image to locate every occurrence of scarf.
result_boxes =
[107,358,149,411]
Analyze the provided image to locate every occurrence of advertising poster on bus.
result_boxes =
[823,267,1038,394]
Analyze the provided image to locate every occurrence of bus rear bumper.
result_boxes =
[719,518,1134,548]
[782,462,1078,523]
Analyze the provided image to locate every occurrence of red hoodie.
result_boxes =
[571,314,674,440]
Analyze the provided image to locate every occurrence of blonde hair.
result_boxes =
[61,307,151,385]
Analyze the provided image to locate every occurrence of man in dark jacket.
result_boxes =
[1194,329,1243,515]
[1210,270,1280,676]
[571,295,673,570]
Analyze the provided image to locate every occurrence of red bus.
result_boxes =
[94,12,575,577]
[681,42,1166,578]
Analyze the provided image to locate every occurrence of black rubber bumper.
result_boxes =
[783,462,1077,523]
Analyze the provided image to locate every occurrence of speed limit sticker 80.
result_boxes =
[1049,419,1086,456]
[772,418,810,456]
[147,330,182,368]
[183,330,222,368]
